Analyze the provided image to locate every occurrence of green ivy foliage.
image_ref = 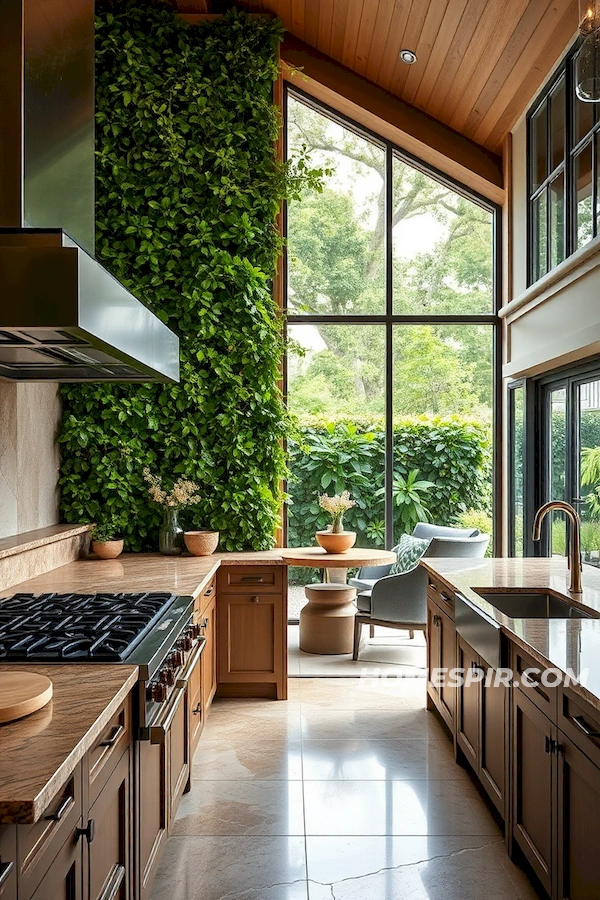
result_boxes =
[59,1,294,551]
[287,417,492,549]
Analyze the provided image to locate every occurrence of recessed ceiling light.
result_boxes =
[399,49,417,65]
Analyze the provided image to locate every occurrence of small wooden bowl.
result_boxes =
[315,531,357,553]
[184,530,219,556]
[92,539,124,560]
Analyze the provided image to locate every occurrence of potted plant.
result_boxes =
[316,491,357,553]
[143,468,202,555]
[91,520,124,560]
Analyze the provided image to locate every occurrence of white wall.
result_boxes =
[0,382,61,538]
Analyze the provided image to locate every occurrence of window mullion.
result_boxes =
[384,145,394,550]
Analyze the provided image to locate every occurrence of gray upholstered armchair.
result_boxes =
[350,523,489,660]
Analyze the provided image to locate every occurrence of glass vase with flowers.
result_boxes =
[143,468,201,555]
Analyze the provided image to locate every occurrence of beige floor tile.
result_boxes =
[305,836,539,899]
[191,738,303,780]
[301,738,473,782]
[201,706,302,742]
[298,676,427,709]
[172,780,305,836]
[303,779,502,836]
[300,707,450,741]
[150,836,308,900]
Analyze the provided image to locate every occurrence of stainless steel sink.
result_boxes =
[474,590,596,620]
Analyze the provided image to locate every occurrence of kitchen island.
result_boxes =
[421,556,600,900]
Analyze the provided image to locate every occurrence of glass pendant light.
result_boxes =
[576,1,600,102]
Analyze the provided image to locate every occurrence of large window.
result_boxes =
[528,41,600,285]
[285,90,500,553]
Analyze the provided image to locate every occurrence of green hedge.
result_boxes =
[58,2,293,550]
[288,416,492,548]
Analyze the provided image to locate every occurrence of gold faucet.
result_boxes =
[532,500,583,594]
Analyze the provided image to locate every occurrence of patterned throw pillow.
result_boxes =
[389,533,431,575]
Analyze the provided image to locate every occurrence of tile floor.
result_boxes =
[151,677,543,900]
[288,624,427,677]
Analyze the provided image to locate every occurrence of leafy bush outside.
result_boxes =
[287,416,492,555]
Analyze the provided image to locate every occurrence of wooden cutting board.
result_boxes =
[0,672,53,724]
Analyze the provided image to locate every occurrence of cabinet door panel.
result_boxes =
[27,833,82,900]
[88,750,130,900]
[557,732,600,900]
[480,671,507,817]
[512,688,555,897]
[456,636,479,771]
[438,606,456,732]
[426,596,441,707]
[219,595,281,681]
[137,739,167,900]
[168,687,189,822]
[201,595,217,713]
[0,827,16,900]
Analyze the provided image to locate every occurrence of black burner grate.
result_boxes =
[0,591,176,661]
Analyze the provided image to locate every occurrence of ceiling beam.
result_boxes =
[281,34,504,205]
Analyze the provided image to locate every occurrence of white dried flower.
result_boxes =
[143,467,201,508]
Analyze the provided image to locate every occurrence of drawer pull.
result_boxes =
[571,714,600,739]
[251,596,260,603]
[439,592,453,605]
[204,586,214,596]
[76,819,95,844]
[432,614,441,626]
[44,795,72,822]
[241,575,264,583]
[0,861,13,889]
[98,864,125,900]
[192,703,202,715]
[201,617,209,629]
[100,723,124,747]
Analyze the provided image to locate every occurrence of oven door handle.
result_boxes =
[149,685,186,745]
[176,637,204,687]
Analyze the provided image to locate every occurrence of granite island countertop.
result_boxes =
[0,663,138,824]
[420,556,600,711]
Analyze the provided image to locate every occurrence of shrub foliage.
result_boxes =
[288,417,492,548]
[59,2,293,550]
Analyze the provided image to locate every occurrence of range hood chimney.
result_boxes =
[0,0,179,382]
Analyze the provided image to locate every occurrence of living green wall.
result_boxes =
[58,1,292,550]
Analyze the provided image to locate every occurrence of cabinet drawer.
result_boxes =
[87,699,131,805]
[559,687,600,769]
[511,643,558,720]
[197,579,216,615]
[427,577,455,618]
[219,567,283,593]
[18,767,82,899]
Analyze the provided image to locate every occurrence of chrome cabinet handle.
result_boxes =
[98,865,125,900]
[571,714,600,739]
[45,795,72,822]
[100,724,124,747]
[439,592,453,605]
[0,861,13,890]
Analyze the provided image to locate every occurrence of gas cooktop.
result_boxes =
[0,591,177,661]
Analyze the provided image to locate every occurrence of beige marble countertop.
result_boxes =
[421,557,600,709]
[0,524,91,561]
[0,664,138,824]
[0,550,286,602]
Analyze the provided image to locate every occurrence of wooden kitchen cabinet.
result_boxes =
[27,829,83,900]
[217,566,287,700]
[137,737,167,900]
[426,583,456,734]
[0,827,16,900]
[86,749,130,900]
[200,592,217,715]
[456,634,507,818]
[512,686,556,897]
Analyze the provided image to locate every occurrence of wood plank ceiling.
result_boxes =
[175,1,579,156]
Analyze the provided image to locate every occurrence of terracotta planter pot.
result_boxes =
[184,530,220,556]
[92,539,124,560]
[315,530,357,553]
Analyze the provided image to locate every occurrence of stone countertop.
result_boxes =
[0,550,286,602]
[420,556,600,710]
[0,664,138,824]
[0,550,285,825]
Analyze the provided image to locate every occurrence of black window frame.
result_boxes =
[283,85,502,554]
[527,36,600,286]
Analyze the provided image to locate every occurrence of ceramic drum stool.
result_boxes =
[300,582,358,654]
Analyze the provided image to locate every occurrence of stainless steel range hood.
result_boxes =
[0,0,180,382]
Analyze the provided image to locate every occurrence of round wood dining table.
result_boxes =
[280,546,396,654]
